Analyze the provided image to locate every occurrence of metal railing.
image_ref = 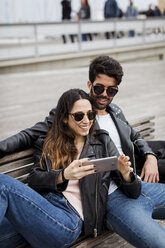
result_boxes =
[0,17,165,61]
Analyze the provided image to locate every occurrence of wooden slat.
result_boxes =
[0,157,33,172]
[130,116,155,127]
[139,128,155,137]
[0,148,34,166]
[133,122,154,132]
[3,164,33,178]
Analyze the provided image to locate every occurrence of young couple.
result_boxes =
[0,56,165,248]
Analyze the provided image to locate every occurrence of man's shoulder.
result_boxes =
[108,103,123,115]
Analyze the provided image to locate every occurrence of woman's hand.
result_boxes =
[64,158,95,181]
[118,154,133,183]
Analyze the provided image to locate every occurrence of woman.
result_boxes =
[77,0,92,41]
[0,89,140,248]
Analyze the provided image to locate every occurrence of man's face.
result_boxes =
[87,74,118,112]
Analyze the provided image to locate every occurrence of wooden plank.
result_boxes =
[130,116,155,127]
[71,231,113,248]
[3,164,32,178]
[0,158,33,173]
[133,122,154,132]
[0,148,34,165]
[139,128,155,137]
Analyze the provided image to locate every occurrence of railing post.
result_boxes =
[77,21,82,52]
[114,20,117,47]
[34,23,38,57]
[142,19,146,44]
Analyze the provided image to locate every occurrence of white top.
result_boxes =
[63,180,84,220]
[96,114,124,195]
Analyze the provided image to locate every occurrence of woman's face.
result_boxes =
[67,99,95,138]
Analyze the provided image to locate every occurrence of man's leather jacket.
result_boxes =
[0,103,156,173]
[28,129,141,237]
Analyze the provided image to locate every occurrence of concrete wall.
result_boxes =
[0,42,165,74]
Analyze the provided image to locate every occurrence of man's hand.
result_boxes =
[140,154,159,183]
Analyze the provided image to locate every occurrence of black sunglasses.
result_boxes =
[70,110,96,122]
[92,84,118,97]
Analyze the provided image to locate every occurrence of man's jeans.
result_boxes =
[106,181,165,248]
[0,174,83,248]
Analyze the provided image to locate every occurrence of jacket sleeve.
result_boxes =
[112,103,156,158]
[27,149,68,193]
[0,108,55,159]
[111,170,141,199]
[101,131,141,199]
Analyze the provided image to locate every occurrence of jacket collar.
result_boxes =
[79,130,106,160]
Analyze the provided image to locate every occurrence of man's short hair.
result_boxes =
[89,55,123,85]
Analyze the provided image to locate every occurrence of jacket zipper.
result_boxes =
[132,142,137,174]
[94,174,98,237]
[103,182,109,192]
[129,127,137,174]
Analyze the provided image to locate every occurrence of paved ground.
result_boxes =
[0,60,164,141]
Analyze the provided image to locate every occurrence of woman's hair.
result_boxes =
[89,56,123,85]
[41,88,93,170]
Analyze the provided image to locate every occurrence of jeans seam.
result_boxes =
[4,186,80,233]
[0,232,18,242]
[63,197,82,221]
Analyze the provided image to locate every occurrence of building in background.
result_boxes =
[159,0,165,13]
[0,0,162,23]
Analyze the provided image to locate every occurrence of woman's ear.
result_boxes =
[63,118,68,124]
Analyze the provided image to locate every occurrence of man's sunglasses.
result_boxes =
[92,84,118,97]
[69,110,96,122]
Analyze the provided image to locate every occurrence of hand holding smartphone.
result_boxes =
[82,156,118,172]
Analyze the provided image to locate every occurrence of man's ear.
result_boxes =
[87,80,91,90]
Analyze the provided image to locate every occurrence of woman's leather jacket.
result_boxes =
[28,128,141,237]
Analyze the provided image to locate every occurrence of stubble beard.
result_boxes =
[89,89,112,110]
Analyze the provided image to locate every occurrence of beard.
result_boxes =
[89,89,112,110]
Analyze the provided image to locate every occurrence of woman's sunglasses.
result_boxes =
[92,84,118,97]
[70,110,96,122]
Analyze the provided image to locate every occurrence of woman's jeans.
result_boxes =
[106,181,165,248]
[2,174,165,248]
[0,174,83,248]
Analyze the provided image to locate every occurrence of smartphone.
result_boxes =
[82,156,118,172]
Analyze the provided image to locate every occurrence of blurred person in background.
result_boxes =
[146,4,154,17]
[77,0,92,41]
[61,0,75,43]
[104,0,119,39]
[154,5,162,16]
[125,0,138,37]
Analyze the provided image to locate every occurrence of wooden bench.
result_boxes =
[0,115,155,248]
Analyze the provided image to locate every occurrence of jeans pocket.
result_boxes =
[44,192,82,231]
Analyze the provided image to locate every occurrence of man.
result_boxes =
[86,56,165,247]
[104,0,119,39]
[1,56,165,247]
[87,55,160,183]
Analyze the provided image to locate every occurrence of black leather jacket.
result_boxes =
[27,129,141,237]
[0,103,156,170]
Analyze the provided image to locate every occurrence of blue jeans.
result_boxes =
[0,174,83,248]
[106,181,165,248]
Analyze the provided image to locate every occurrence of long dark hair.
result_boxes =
[41,89,94,170]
